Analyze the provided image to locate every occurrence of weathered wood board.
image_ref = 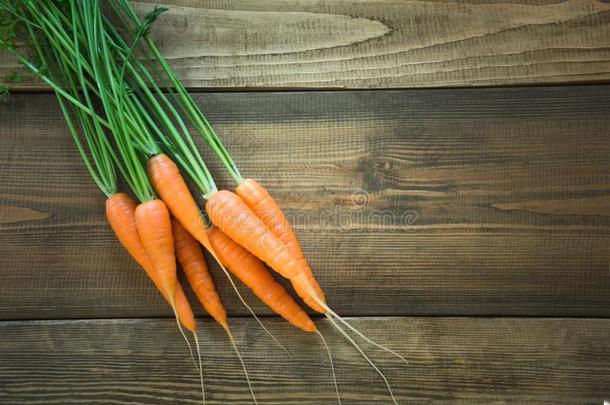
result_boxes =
[1,317,609,404]
[1,86,609,320]
[2,2,609,403]
[3,0,610,90]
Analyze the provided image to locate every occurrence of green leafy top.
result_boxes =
[108,0,242,192]
[103,1,220,198]
[0,1,176,201]
[2,1,231,201]
[0,1,120,197]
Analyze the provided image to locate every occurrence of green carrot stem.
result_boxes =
[11,1,118,196]
[101,13,218,196]
[109,0,242,183]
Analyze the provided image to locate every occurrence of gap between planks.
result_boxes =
[8,79,610,95]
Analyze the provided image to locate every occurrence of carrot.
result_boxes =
[134,198,177,300]
[236,178,326,313]
[133,197,206,404]
[172,218,258,404]
[148,153,291,355]
[235,179,303,258]
[106,192,196,332]
[147,154,214,258]
[206,190,320,306]
[106,193,203,377]
[172,218,227,329]
[207,225,316,333]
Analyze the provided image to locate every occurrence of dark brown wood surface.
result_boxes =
[1,86,609,320]
[1,317,609,404]
[1,3,610,399]
[3,0,610,90]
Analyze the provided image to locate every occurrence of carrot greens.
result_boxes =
[0,1,118,197]
[107,0,243,184]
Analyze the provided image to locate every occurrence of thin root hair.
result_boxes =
[226,327,258,404]
[192,331,206,405]
[326,315,399,405]
[212,256,292,358]
[316,329,341,405]
[322,304,408,365]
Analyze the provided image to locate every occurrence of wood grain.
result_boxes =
[1,317,609,404]
[0,85,608,320]
[3,0,610,90]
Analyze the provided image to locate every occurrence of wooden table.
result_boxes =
[1,1,609,403]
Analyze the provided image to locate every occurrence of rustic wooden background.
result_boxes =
[1,1,609,404]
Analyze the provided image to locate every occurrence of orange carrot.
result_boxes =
[207,225,316,333]
[134,198,177,300]
[206,190,324,311]
[148,153,291,358]
[105,192,195,332]
[172,218,258,404]
[235,179,304,257]
[147,154,215,257]
[132,196,208,395]
[172,217,227,329]
[236,178,326,313]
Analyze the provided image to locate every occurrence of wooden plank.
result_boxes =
[1,86,609,320]
[3,0,610,90]
[1,317,609,404]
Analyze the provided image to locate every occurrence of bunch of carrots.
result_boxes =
[0,1,406,403]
